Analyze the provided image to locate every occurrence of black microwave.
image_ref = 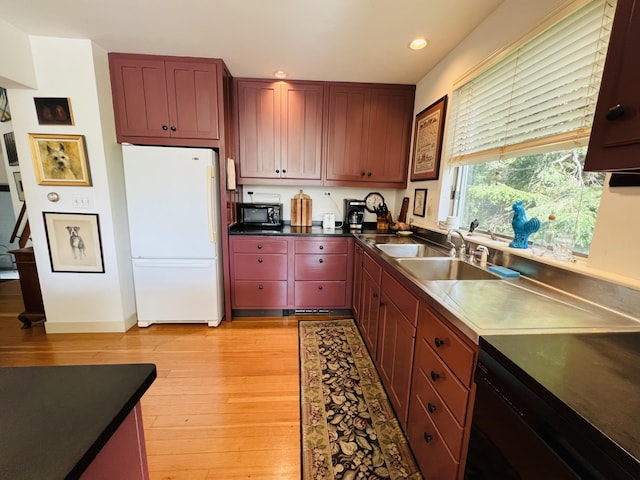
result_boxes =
[237,203,283,227]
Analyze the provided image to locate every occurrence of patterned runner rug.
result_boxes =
[299,319,422,480]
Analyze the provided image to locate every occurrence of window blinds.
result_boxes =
[448,0,616,165]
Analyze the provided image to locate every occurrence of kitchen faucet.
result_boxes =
[446,229,466,259]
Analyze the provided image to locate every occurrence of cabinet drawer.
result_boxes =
[381,272,419,327]
[410,357,465,459]
[232,237,288,254]
[232,281,287,308]
[295,238,348,254]
[407,395,459,480]
[414,335,470,426]
[362,252,381,281]
[233,254,287,280]
[295,254,347,280]
[295,281,346,307]
[420,305,476,387]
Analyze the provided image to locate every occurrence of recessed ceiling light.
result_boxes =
[274,70,288,79]
[409,38,428,50]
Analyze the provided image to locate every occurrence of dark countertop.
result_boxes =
[229,222,382,236]
[480,333,640,475]
[0,363,157,480]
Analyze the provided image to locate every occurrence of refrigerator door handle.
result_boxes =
[207,164,216,243]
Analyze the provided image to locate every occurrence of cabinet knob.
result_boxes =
[361,172,366,177]
[275,169,280,174]
[257,244,263,249]
[318,285,323,290]
[373,292,378,298]
[427,403,437,413]
[606,104,625,121]
[367,172,372,177]
[319,258,324,263]
[162,125,168,131]
[170,126,177,131]
[258,284,264,290]
[319,245,324,250]
[423,432,433,443]
[434,337,444,348]
[258,258,263,263]
[282,169,286,174]
[430,371,440,382]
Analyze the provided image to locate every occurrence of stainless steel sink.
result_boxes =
[375,243,447,258]
[395,258,500,281]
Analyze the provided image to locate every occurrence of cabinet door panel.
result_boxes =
[166,61,220,139]
[407,394,459,480]
[237,80,280,179]
[295,255,347,281]
[281,83,324,180]
[368,88,413,183]
[360,269,381,359]
[109,56,170,138]
[585,0,640,171]
[326,86,370,181]
[232,281,288,308]
[232,254,287,280]
[231,237,288,254]
[295,281,346,307]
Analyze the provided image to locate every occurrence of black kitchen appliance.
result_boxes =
[465,340,639,479]
[237,203,283,228]
[343,199,365,230]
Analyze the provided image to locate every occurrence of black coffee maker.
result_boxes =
[344,199,366,230]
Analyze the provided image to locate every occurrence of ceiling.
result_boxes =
[0,0,503,84]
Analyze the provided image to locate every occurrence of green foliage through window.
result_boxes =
[457,147,605,254]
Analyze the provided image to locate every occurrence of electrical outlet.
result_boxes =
[247,191,254,195]
[323,191,331,196]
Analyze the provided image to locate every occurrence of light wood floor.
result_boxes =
[0,279,313,480]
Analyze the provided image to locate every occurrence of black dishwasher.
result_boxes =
[464,339,639,480]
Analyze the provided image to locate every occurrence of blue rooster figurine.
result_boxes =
[509,201,541,248]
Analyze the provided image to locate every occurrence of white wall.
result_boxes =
[407,0,640,281]
[0,18,37,89]
[7,37,136,333]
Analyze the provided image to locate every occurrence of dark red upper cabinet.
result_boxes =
[585,0,640,171]
[109,53,221,146]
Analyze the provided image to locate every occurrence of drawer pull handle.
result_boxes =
[430,371,440,382]
[162,125,168,131]
[319,245,324,250]
[606,104,624,121]
[258,284,264,290]
[434,337,444,348]
[423,433,433,443]
[258,258,263,263]
[318,285,323,290]
[427,403,436,413]
[257,244,263,249]
[372,292,378,298]
[319,258,324,263]
[170,126,177,132]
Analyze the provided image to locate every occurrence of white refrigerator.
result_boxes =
[122,145,224,327]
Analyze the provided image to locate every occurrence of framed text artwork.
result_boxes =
[413,189,427,217]
[43,212,105,273]
[410,95,447,181]
[29,133,91,186]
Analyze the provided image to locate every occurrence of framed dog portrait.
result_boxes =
[410,95,447,181]
[34,97,74,125]
[43,212,105,273]
[29,133,91,186]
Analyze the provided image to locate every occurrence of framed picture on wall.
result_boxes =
[13,172,24,201]
[0,87,10,122]
[413,189,427,217]
[4,132,19,166]
[43,212,105,273]
[29,133,92,186]
[34,97,74,125]
[410,95,447,181]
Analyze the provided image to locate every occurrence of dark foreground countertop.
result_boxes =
[0,363,156,480]
[481,333,640,476]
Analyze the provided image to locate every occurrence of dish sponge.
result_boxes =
[488,266,521,278]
